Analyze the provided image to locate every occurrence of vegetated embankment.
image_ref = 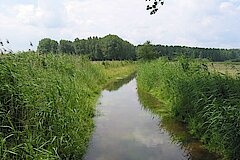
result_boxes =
[0,52,135,159]
[137,58,240,159]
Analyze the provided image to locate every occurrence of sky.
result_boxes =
[0,0,240,51]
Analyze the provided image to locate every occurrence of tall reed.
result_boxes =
[0,52,105,159]
[137,58,240,159]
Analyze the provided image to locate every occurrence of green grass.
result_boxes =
[93,61,136,82]
[137,58,240,159]
[208,62,240,77]
[0,52,136,159]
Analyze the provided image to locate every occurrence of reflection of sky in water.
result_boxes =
[83,79,212,160]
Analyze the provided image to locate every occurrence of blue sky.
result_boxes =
[0,0,240,51]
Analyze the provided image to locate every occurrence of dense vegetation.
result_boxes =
[38,35,136,61]
[7,34,238,159]
[137,58,240,159]
[137,42,240,61]
[136,41,159,60]
[155,45,240,62]
[37,35,240,62]
[137,89,219,160]
[0,52,135,159]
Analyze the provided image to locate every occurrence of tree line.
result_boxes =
[155,45,240,62]
[37,34,136,61]
[37,35,240,62]
[137,42,240,61]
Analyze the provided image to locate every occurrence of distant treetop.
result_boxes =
[37,34,240,62]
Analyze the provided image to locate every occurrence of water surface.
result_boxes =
[84,78,218,160]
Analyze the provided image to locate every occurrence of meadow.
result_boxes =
[0,52,135,159]
[208,62,240,77]
[137,58,240,159]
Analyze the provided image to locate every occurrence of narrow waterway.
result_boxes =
[84,78,218,160]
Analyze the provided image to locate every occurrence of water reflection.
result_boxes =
[137,89,220,160]
[104,72,136,91]
[84,78,220,160]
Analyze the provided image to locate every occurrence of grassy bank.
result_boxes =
[0,52,135,159]
[137,89,220,160]
[137,58,240,159]
[93,61,136,83]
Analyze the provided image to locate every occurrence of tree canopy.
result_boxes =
[137,41,159,60]
[37,35,240,62]
[37,35,136,61]
[59,40,75,54]
[37,38,58,54]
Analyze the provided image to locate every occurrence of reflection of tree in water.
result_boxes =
[137,89,220,160]
[104,72,136,91]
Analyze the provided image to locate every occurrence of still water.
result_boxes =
[84,78,218,160]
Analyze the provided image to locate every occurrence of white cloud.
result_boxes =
[0,0,240,51]
[220,2,234,10]
[13,0,66,28]
[14,4,36,25]
[220,1,240,14]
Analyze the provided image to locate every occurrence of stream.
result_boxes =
[83,77,219,160]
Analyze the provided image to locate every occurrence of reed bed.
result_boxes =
[0,52,135,159]
[137,58,240,159]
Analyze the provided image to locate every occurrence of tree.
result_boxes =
[37,38,59,54]
[101,35,123,60]
[69,35,136,60]
[73,39,88,55]
[101,34,134,60]
[50,40,58,54]
[137,41,159,60]
[37,38,51,54]
[59,40,75,54]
